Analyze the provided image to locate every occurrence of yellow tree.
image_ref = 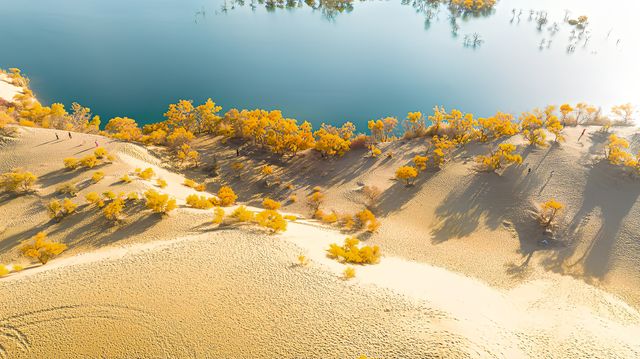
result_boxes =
[477,112,519,142]
[545,115,565,143]
[105,117,142,141]
[540,199,564,227]
[520,112,546,146]
[559,103,574,125]
[606,134,633,165]
[396,166,418,186]
[475,143,522,172]
[404,111,426,137]
[21,232,67,265]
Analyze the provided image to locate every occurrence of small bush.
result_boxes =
[327,237,381,265]
[21,232,67,265]
[321,211,339,224]
[396,166,418,185]
[138,168,155,180]
[103,191,116,200]
[85,191,104,207]
[63,157,79,170]
[255,210,287,233]
[183,178,198,188]
[94,147,108,159]
[80,155,99,169]
[120,174,132,183]
[297,255,308,266]
[307,191,324,211]
[262,197,281,210]
[0,169,37,193]
[218,186,237,206]
[56,182,78,196]
[12,264,24,272]
[289,194,298,203]
[156,178,167,188]
[356,209,381,233]
[213,207,225,224]
[284,215,297,221]
[195,183,206,192]
[540,199,564,227]
[126,192,139,201]
[103,197,125,221]
[144,189,176,214]
[0,264,8,277]
[231,206,254,222]
[343,266,356,280]
[47,198,76,220]
[186,194,216,209]
[91,171,105,183]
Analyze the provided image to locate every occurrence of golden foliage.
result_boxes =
[395,166,418,185]
[156,178,167,188]
[80,155,99,168]
[328,237,381,265]
[213,207,225,224]
[47,198,76,220]
[262,197,282,210]
[21,232,67,264]
[94,147,108,159]
[475,143,522,172]
[343,266,356,279]
[91,171,105,183]
[255,209,287,233]
[56,181,78,196]
[85,192,104,207]
[120,174,132,183]
[540,199,564,227]
[217,186,237,206]
[355,209,381,232]
[0,168,37,193]
[0,265,8,277]
[103,197,125,221]
[186,194,218,209]
[63,157,80,170]
[138,167,155,180]
[144,189,176,214]
[231,205,255,222]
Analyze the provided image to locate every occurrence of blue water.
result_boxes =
[0,0,638,128]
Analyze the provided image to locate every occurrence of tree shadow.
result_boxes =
[540,160,640,279]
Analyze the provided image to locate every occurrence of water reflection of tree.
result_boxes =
[223,0,496,24]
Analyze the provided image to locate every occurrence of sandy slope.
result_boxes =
[1,126,640,358]
[0,74,21,103]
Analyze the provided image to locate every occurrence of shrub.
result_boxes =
[183,178,198,188]
[0,264,8,277]
[12,264,24,272]
[213,207,225,224]
[126,192,139,201]
[343,266,356,280]
[339,214,356,231]
[231,206,254,222]
[289,194,298,203]
[156,178,167,188]
[261,165,274,176]
[321,211,339,224]
[327,237,381,264]
[91,171,105,183]
[0,169,37,193]
[47,198,76,220]
[64,157,79,170]
[103,197,125,221]
[186,194,215,209]
[356,209,381,233]
[413,155,428,171]
[396,166,418,185]
[476,143,523,172]
[195,183,206,192]
[94,147,108,159]
[284,215,297,221]
[218,186,237,206]
[21,232,67,265]
[297,255,308,266]
[138,168,155,180]
[80,155,99,168]
[56,182,78,196]
[540,199,564,227]
[144,189,176,214]
[262,197,281,210]
[255,210,287,233]
[120,174,132,183]
[307,191,324,211]
[85,191,104,207]
[102,191,116,200]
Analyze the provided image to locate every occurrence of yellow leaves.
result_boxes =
[343,266,356,280]
[105,117,142,141]
[368,145,382,157]
[477,112,519,142]
[231,206,255,222]
[262,197,281,210]
[80,155,99,168]
[186,194,218,209]
[413,155,428,171]
[217,186,237,206]
[404,111,426,137]
[255,209,287,233]
[476,143,522,172]
[213,206,225,224]
[607,134,638,170]
[137,167,155,180]
[91,171,105,183]
[47,198,76,220]
[103,196,125,221]
[167,127,195,148]
[520,112,547,146]
[85,192,103,207]
[327,237,381,265]
[156,178,167,188]
[540,199,564,226]
[64,157,80,170]
[545,115,565,143]
[314,127,351,157]
[183,178,205,191]
[395,166,418,185]
[355,209,381,233]
[144,189,176,214]
[94,147,108,159]
[120,174,132,183]
[21,232,67,265]
[307,190,325,211]
[0,168,37,193]
[261,165,274,176]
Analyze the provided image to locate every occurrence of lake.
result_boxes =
[0,0,638,129]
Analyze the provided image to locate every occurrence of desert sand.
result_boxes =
[1,124,640,358]
[0,74,21,103]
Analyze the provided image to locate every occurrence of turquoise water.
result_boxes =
[0,0,638,128]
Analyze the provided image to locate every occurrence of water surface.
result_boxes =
[0,0,638,127]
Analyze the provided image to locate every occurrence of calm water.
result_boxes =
[0,0,638,128]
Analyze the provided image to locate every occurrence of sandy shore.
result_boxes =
[0,74,22,103]
[1,126,640,358]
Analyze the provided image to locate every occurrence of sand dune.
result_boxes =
[1,126,640,358]
[0,74,21,103]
